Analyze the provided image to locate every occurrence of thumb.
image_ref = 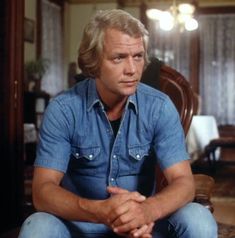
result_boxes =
[107,187,146,202]
[107,186,128,195]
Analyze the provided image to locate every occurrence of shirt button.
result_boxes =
[111,178,115,181]
[136,154,141,159]
[75,153,79,157]
[113,155,117,159]
[88,154,93,159]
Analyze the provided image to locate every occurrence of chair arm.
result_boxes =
[193,174,215,213]
[206,137,235,151]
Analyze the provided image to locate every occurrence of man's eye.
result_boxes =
[113,56,122,63]
[134,54,144,61]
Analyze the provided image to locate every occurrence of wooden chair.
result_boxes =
[142,60,214,212]
[159,64,194,135]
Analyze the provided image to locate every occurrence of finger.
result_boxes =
[144,222,154,234]
[111,202,131,224]
[132,224,148,237]
[108,194,146,225]
[113,218,139,234]
[108,187,146,202]
[107,196,135,223]
[129,223,153,238]
[107,186,129,194]
[108,188,146,202]
[127,192,146,202]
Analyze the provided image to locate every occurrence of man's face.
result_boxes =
[96,28,145,102]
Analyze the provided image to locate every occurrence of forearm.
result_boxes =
[32,181,146,226]
[144,175,195,222]
[33,181,103,223]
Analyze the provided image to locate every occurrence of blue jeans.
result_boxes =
[18,203,217,238]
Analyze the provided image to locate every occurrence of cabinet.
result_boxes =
[24,91,50,130]
[24,91,50,165]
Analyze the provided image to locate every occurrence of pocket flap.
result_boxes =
[72,146,100,160]
[129,144,149,161]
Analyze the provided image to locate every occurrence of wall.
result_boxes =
[64,2,117,66]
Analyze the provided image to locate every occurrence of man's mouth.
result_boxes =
[120,80,138,86]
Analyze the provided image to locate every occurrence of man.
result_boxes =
[18,9,217,238]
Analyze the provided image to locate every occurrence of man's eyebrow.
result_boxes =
[111,52,128,57]
[134,51,144,55]
[111,51,144,56]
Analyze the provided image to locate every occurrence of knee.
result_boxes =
[18,212,70,238]
[170,202,218,238]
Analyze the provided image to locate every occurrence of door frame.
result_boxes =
[0,0,25,232]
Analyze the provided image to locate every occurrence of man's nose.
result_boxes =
[124,58,136,75]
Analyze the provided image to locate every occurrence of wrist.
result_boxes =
[144,196,162,222]
[77,197,106,223]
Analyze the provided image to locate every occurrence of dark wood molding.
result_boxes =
[0,0,24,233]
[36,0,42,58]
[189,30,200,94]
[139,2,149,30]
[49,0,65,7]
[198,6,235,14]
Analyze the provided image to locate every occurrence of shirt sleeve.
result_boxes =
[153,97,189,170]
[34,99,72,173]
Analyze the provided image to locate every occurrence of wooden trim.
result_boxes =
[198,6,235,14]
[0,0,24,233]
[49,0,65,7]
[36,0,42,58]
[139,2,148,30]
[189,30,200,94]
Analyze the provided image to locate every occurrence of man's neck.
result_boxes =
[104,100,126,121]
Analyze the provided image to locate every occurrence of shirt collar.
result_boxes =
[87,79,138,114]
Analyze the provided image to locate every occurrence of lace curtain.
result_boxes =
[199,14,235,125]
[41,0,64,96]
[148,21,192,80]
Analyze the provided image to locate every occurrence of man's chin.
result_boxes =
[122,88,137,96]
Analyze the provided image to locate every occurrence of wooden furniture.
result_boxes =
[204,136,235,173]
[24,91,50,130]
[194,174,215,213]
[159,64,194,135]
[24,91,50,165]
[142,60,215,212]
[188,116,235,173]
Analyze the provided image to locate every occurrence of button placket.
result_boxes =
[108,112,125,186]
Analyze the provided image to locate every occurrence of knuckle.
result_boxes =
[119,215,127,224]
[133,191,140,197]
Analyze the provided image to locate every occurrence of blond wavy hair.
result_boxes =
[78,9,149,78]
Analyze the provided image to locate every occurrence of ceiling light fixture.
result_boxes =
[146,1,198,32]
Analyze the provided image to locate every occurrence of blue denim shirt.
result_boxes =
[35,79,189,199]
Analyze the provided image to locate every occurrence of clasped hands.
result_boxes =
[100,186,154,238]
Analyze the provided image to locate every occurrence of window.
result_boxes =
[199,14,235,124]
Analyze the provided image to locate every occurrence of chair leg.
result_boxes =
[206,150,217,175]
[211,151,217,174]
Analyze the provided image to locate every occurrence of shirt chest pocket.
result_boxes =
[70,145,101,175]
[128,143,153,173]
